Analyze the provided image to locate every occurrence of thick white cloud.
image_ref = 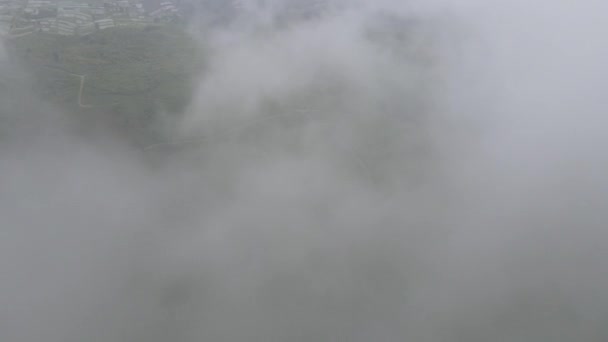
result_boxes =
[1,1,607,341]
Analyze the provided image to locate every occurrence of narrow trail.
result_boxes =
[44,65,94,108]
[68,73,93,108]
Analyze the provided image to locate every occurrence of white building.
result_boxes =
[149,1,178,19]
[94,18,114,30]
[77,22,95,35]
[28,1,53,8]
[73,11,92,23]
[89,6,106,16]
[56,19,77,35]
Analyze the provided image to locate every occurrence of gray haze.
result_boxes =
[2,1,608,341]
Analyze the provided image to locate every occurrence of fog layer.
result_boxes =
[1,1,607,341]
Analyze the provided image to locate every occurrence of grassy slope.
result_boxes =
[8,25,203,144]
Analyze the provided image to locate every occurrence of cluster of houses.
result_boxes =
[0,0,182,37]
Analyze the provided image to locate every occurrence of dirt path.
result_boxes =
[68,73,93,108]
[41,66,93,109]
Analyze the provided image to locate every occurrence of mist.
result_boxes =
[1,1,608,341]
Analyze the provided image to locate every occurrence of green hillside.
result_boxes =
[8,25,203,144]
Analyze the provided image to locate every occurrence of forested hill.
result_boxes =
[6,25,203,146]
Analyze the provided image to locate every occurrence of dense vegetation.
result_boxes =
[6,26,203,145]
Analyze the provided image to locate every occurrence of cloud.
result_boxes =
[1,1,607,341]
